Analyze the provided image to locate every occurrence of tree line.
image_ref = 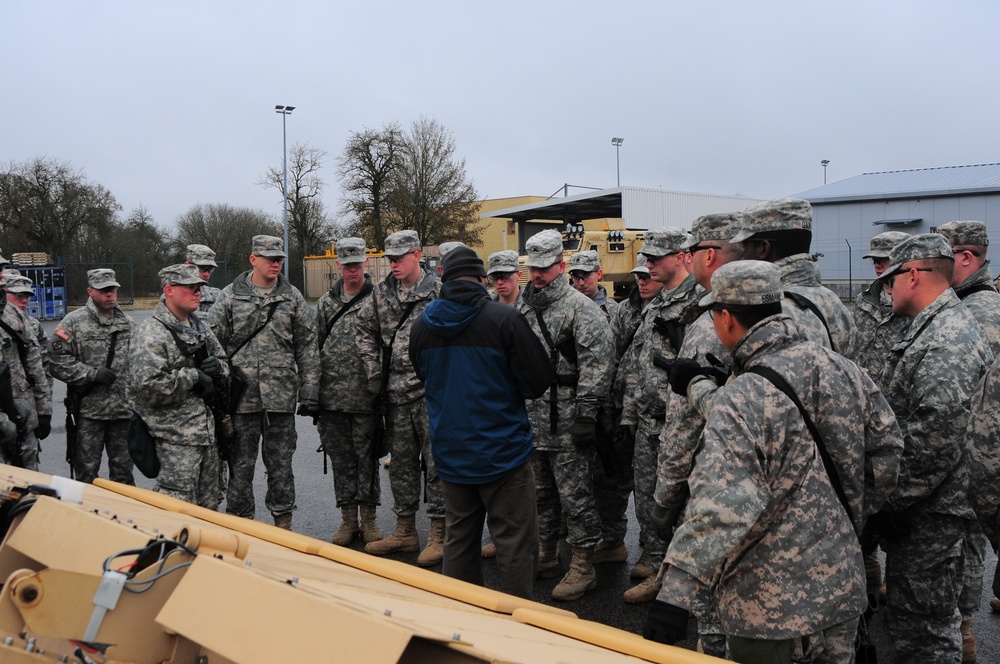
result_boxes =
[0,116,481,300]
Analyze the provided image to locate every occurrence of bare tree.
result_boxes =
[336,123,404,248]
[174,203,280,285]
[258,143,337,257]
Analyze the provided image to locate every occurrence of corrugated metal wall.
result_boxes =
[621,188,765,229]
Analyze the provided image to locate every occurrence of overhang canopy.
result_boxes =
[873,217,922,226]
[480,189,623,224]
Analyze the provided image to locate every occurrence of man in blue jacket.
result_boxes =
[409,246,554,598]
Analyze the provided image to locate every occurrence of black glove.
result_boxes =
[572,416,598,449]
[194,370,215,398]
[868,510,910,544]
[35,414,51,440]
[94,367,117,385]
[297,401,320,425]
[668,358,726,397]
[614,423,636,448]
[643,600,689,644]
[200,355,221,377]
[650,503,681,543]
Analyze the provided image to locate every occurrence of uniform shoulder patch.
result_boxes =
[54,327,72,341]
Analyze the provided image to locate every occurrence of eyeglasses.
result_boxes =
[253,254,284,263]
[569,271,593,281]
[687,244,721,255]
[9,292,31,300]
[386,252,415,264]
[490,272,516,282]
[634,274,652,282]
[642,252,677,265]
[885,266,933,287]
[528,262,561,275]
[953,249,981,257]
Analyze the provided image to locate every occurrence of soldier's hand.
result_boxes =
[35,414,52,440]
[200,355,221,377]
[194,370,215,398]
[0,418,15,447]
[94,367,117,385]
[365,376,382,396]
[572,416,598,449]
[297,401,320,425]
[643,600,689,644]
[667,359,704,397]
[868,510,910,544]
[650,503,681,543]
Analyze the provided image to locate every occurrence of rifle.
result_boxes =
[370,299,418,481]
[595,405,622,478]
[0,361,27,467]
[652,317,685,354]
[65,331,120,478]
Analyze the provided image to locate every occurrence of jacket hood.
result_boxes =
[232,270,294,296]
[422,280,488,337]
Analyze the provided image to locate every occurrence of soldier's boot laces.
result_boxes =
[630,550,653,580]
[359,505,382,543]
[592,538,628,564]
[623,573,662,604]
[551,547,597,602]
[365,514,419,555]
[961,618,976,664]
[331,504,360,546]
[537,538,561,579]
[481,541,496,558]
[417,518,445,567]
[273,512,292,531]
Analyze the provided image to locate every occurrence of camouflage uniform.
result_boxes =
[48,293,135,484]
[187,244,223,314]
[952,263,1000,358]
[317,274,379,508]
[0,302,51,470]
[130,295,228,508]
[775,253,857,358]
[875,235,992,662]
[208,237,320,521]
[658,261,903,655]
[966,357,1000,548]
[4,275,51,381]
[593,285,618,321]
[355,259,443,520]
[854,280,911,380]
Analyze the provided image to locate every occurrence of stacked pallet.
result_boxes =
[11,252,52,267]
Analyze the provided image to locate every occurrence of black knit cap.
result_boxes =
[441,246,487,282]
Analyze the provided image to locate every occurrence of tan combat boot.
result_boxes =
[359,505,383,543]
[417,518,445,567]
[623,574,661,604]
[365,514,419,555]
[537,538,561,579]
[592,538,628,564]
[331,504,360,546]
[273,512,292,530]
[551,547,597,601]
[630,550,653,579]
[961,618,976,664]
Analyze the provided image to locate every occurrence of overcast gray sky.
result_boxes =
[3,1,998,232]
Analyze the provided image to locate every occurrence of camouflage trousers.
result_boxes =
[592,419,634,542]
[317,410,380,507]
[226,412,297,519]
[960,519,986,618]
[386,400,443,519]
[634,420,669,567]
[18,431,39,471]
[690,582,727,659]
[884,515,965,663]
[531,447,601,548]
[155,441,220,510]
[726,616,858,664]
[74,418,134,485]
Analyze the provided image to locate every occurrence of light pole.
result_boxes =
[275,104,296,278]
[821,159,830,185]
[611,137,624,187]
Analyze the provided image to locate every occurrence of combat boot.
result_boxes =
[359,505,382,543]
[961,618,976,663]
[593,538,628,564]
[365,514,419,555]
[331,504,359,546]
[537,538,561,579]
[273,512,292,530]
[624,574,662,604]
[417,518,445,567]
[551,547,597,601]
[630,550,653,579]
[991,596,1000,612]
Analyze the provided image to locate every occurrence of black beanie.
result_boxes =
[441,246,487,282]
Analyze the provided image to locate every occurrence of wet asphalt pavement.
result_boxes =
[35,311,1000,661]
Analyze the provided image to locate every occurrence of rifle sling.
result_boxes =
[322,284,372,347]
[227,301,280,359]
[71,330,121,404]
[533,309,579,435]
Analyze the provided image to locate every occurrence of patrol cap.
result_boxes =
[700,260,783,308]
[384,230,421,258]
[731,198,812,244]
[438,241,466,257]
[524,229,564,268]
[4,276,34,295]
[681,212,745,249]
[335,237,367,264]
[441,246,487,282]
[640,227,688,257]
[0,268,20,286]
[630,254,650,276]
[878,233,954,283]
[186,244,218,267]
[159,263,207,288]
[936,221,989,247]
[88,268,120,290]
[862,231,910,259]
[252,235,286,258]
[567,250,600,273]
[487,249,519,275]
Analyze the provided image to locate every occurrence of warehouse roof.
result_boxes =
[481,188,624,224]
[795,163,1000,203]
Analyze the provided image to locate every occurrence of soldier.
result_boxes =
[645,261,903,663]
[487,250,523,305]
[567,250,618,321]
[186,244,223,314]
[356,230,445,566]
[316,237,382,546]
[734,197,857,358]
[935,221,1000,356]
[872,234,991,662]
[0,256,51,470]
[516,229,613,601]
[207,235,320,530]
[47,269,134,484]
[130,264,229,507]
[409,247,554,598]
[4,275,49,377]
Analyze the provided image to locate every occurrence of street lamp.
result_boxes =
[821,159,830,185]
[611,137,624,187]
[275,104,296,278]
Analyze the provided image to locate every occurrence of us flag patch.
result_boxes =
[54,327,72,341]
